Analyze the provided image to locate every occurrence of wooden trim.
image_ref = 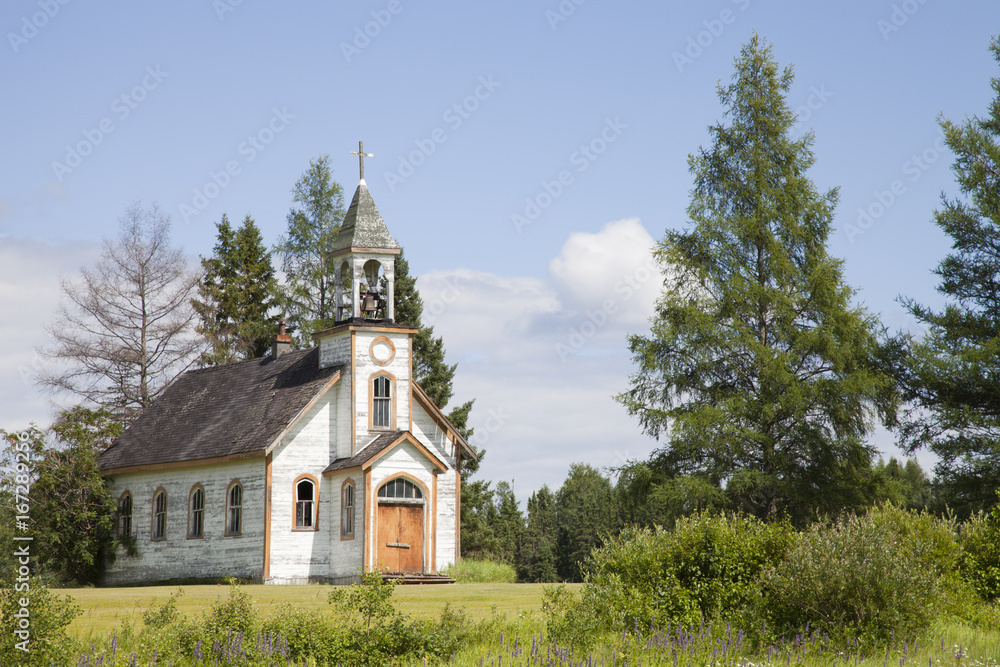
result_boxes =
[368,370,398,432]
[456,458,463,561]
[340,477,356,540]
[117,490,133,539]
[431,472,438,573]
[151,486,167,542]
[322,463,362,477]
[263,453,272,580]
[364,467,372,571]
[264,371,342,455]
[225,479,243,536]
[351,332,356,456]
[411,381,478,461]
[361,432,448,473]
[329,246,402,259]
[368,336,396,367]
[292,473,320,531]
[408,335,413,434]
[187,484,205,539]
[102,450,265,476]
[311,323,419,340]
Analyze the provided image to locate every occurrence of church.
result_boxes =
[97,155,474,585]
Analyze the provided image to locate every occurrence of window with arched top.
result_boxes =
[378,477,423,502]
[188,485,205,538]
[151,488,167,541]
[226,481,242,536]
[117,491,133,539]
[341,480,355,538]
[370,372,395,429]
[294,475,319,530]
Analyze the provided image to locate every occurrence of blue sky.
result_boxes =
[2,1,998,498]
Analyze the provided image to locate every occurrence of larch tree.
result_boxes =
[616,35,897,525]
[193,213,278,364]
[36,202,200,424]
[274,155,346,343]
[897,36,1000,515]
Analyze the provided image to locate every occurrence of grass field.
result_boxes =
[54,582,578,639]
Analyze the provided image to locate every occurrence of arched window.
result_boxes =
[151,488,167,541]
[188,485,205,538]
[117,491,132,539]
[226,481,242,536]
[371,374,393,428]
[378,477,423,501]
[341,480,355,537]
[294,475,318,530]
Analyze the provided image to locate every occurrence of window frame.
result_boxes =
[151,487,167,541]
[341,478,355,539]
[188,484,205,539]
[368,370,397,430]
[293,474,320,531]
[117,491,133,539]
[225,480,243,537]
[377,475,425,505]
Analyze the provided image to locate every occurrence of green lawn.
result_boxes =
[55,582,578,639]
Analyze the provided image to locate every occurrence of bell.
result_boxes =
[362,291,380,318]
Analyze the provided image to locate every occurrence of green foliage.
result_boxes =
[274,154,346,343]
[896,36,1000,517]
[518,485,559,583]
[0,579,80,667]
[556,463,617,582]
[757,505,954,645]
[205,579,257,637]
[616,35,897,526]
[871,456,935,510]
[193,213,278,363]
[959,491,1000,601]
[574,512,796,635]
[143,588,183,627]
[442,558,517,583]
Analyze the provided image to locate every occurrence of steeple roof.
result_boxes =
[330,180,399,255]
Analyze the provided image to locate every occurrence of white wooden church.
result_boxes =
[98,159,475,585]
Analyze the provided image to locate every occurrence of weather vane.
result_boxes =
[351,141,373,180]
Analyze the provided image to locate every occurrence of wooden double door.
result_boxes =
[376,502,424,573]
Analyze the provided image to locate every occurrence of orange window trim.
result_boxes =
[368,369,397,431]
[225,479,243,537]
[292,473,320,531]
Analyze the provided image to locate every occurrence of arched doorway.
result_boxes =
[375,477,425,573]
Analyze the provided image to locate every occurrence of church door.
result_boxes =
[375,478,424,573]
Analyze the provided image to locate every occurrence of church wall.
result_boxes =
[324,469,365,580]
[353,330,411,451]
[319,330,351,369]
[267,388,340,584]
[411,402,459,571]
[103,457,265,586]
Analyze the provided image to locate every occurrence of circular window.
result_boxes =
[369,336,395,366]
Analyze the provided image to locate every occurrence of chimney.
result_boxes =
[271,319,292,359]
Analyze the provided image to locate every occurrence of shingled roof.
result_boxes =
[330,181,399,254]
[323,430,448,474]
[98,349,341,473]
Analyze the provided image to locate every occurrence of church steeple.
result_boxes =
[332,142,401,322]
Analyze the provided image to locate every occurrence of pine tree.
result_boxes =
[274,155,346,344]
[492,481,524,565]
[518,486,559,582]
[897,36,1000,515]
[194,213,278,364]
[616,35,897,525]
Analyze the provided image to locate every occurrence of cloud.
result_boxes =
[0,237,102,430]
[416,218,666,501]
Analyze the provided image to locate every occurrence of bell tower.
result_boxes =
[332,141,401,323]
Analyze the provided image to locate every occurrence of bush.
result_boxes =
[206,579,257,637]
[442,558,517,583]
[959,492,1000,601]
[0,579,80,667]
[549,511,796,639]
[758,504,954,645]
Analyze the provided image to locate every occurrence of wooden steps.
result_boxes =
[381,572,456,585]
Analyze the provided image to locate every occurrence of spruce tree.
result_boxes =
[616,35,897,525]
[898,36,1000,515]
[518,486,559,582]
[556,464,616,582]
[194,213,278,364]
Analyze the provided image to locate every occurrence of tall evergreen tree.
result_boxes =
[897,36,1000,515]
[518,485,559,582]
[492,481,524,565]
[194,213,278,364]
[274,155,346,344]
[616,35,897,525]
[555,464,616,582]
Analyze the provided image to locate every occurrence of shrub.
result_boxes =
[442,558,517,583]
[142,587,183,627]
[758,505,953,644]
[551,511,796,638]
[206,579,257,637]
[0,579,80,667]
[959,492,1000,601]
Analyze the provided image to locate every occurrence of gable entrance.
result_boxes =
[375,477,424,573]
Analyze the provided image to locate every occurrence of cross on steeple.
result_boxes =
[351,141,374,181]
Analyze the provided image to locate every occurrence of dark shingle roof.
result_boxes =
[330,181,399,253]
[323,430,405,474]
[98,349,341,472]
